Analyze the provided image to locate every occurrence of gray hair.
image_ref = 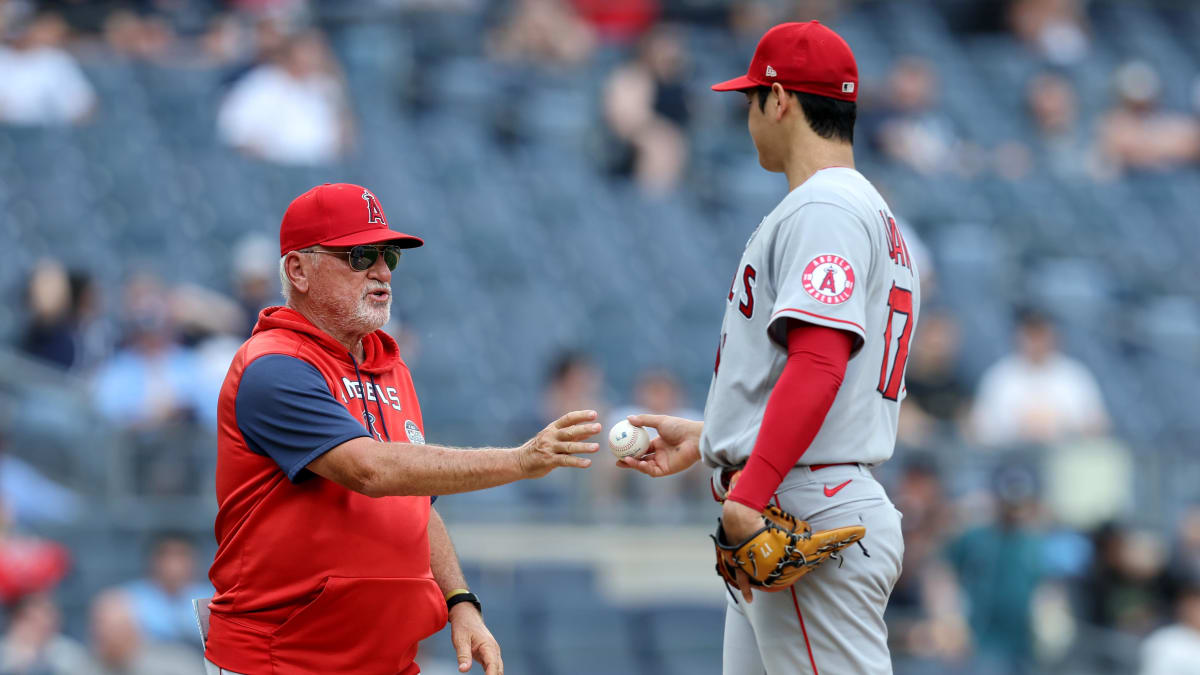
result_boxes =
[279,255,294,303]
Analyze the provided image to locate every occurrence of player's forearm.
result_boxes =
[364,441,525,497]
[428,510,468,594]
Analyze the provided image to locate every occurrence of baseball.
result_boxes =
[608,420,651,459]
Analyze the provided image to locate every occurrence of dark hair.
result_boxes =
[148,530,195,558]
[546,350,592,385]
[1014,306,1053,330]
[752,86,856,144]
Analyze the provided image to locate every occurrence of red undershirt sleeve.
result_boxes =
[726,321,854,512]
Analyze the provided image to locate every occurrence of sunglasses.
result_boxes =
[304,245,402,271]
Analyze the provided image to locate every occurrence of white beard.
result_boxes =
[309,284,391,341]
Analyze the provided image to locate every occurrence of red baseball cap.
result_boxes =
[278,183,424,256]
[711,21,858,102]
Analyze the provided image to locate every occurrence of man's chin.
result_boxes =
[363,307,390,333]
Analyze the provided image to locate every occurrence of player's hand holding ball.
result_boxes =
[616,414,703,477]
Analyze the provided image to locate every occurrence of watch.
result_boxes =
[445,589,482,614]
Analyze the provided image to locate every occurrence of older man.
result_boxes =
[205,183,599,675]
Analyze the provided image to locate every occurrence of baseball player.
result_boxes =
[621,22,919,674]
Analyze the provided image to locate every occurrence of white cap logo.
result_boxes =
[842,82,855,93]
[765,65,778,77]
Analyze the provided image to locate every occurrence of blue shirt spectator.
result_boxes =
[119,533,213,647]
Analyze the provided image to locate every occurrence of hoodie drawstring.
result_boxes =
[368,373,392,442]
[350,352,393,443]
[350,354,379,441]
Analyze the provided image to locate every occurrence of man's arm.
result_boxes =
[235,354,600,498]
[429,508,468,597]
[308,410,600,497]
[429,509,502,675]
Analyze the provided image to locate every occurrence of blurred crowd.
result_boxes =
[2,0,1200,674]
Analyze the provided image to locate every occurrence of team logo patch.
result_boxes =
[405,420,425,444]
[801,254,855,305]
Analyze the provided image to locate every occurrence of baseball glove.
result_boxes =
[711,504,866,592]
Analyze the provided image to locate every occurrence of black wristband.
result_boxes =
[446,591,481,615]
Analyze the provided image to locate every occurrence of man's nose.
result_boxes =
[367,253,391,282]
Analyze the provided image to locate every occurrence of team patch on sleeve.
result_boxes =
[801,254,856,305]
[405,419,425,444]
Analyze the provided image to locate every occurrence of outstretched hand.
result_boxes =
[518,410,601,479]
[617,414,702,478]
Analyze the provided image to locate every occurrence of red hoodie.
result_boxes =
[206,307,445,675]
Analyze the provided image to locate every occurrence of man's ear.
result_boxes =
[285,252,311,294]
[772,82,792,121]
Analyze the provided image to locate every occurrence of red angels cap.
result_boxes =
[711,21,858,101]
[278,183,424,256]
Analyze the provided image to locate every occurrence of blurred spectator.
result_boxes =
[1023,70,1098,180]
[101,9,176,63]
[1008,0,1089,65]
[19,261,77,369]
[1083,522,1171,638]
[68,271,116,375]
[540,351,606,426]
[1140,577,1200,675]
[1,426,83,526]
[572,0,658,44]
[216,29,352,166]
[970,309,1108,447]
[215,14,289,87]
[0,592,91,674]
[81,591,199,675]
[1096,61,1200,177]
[199,13,253,69]
[944,464,1047,672]
[866,57,962,175]
[0,11,95,126]
[897,310,970,446]
[119,533,211,648]
[488,0,596,67]
[887,457,970,665]
[230,235,278,336]
[1167,505,1200,586]
[600,368,703,520]
[91,275,206,429]
[513,351,606,506]
[0,506,70,605]
[603,25,690,195]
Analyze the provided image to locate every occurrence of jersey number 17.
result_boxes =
[877,283,914,401]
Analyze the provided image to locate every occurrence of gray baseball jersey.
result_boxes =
[700,167,920,469]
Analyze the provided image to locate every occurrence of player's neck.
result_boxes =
[783,140,855,191]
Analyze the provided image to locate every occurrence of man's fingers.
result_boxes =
[560,455,592,468]
[453,630,472,671]
[478,642,503,675]
[556,409,598,429]
[618,456,663,477]
[556,423,601,441]
[554,441,599,455]
[628,410,667,425]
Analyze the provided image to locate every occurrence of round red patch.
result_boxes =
[801,254,855,305]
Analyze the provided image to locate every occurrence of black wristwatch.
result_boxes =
[446,590,482,615]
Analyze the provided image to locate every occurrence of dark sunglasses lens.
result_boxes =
[348,246,377,271]
[382,248,400,270]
